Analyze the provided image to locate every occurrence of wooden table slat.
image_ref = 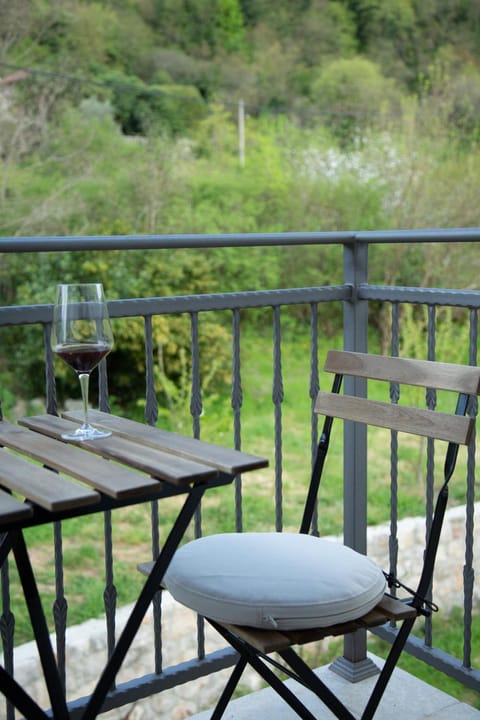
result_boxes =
[0,448,100,511]
[0,420,162,499]
[0,488,33,524]
[18,415,219,485]
[63,410,269,474]
[87,435,220,483]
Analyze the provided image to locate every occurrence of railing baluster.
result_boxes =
[272,306,284,533]
[98,359,110,413]
[53,521,68,693]
[425,305,437,648]
[150,499,163,675]
[44,323,58,416]
[190,311,202,443]
[389,303,400,600]
[143,313,163,670]
[103,510,117,674]
[144,315,159,426]
[189,310,206,659]
[143,310,163,671]
[231,308,243,532]
[0,552,15,720]
[190,310,203,543]
[464,308,478,669]
[309,302,320,536]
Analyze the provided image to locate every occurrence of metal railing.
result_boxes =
[0,228,479,717]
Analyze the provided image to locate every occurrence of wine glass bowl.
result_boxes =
[52,283,113,441]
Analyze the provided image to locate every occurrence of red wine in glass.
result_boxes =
[52,283,114,441]
[55,343,112,374]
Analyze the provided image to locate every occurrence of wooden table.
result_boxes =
[0,410,268,719]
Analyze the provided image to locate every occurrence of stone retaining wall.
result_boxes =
[5,503,479,719]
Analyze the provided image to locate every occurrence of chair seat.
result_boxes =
[163,532,386,630]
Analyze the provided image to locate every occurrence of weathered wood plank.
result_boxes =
[214,595,417,655]
[63,410,269,474]
[315,392,473,444]
[221,622,291,654]
[18,415,219,485]
[0,488,33,524]
[0,448,99,511]
[373,594,417,620]
[0,420,162,499]
[325,350,480,395]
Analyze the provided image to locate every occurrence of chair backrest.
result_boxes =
[319,350,478,443]
[302,351,480,610]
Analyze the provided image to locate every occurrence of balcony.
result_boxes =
[0,228,479,719]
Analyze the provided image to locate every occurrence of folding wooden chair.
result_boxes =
[158,351,480,720]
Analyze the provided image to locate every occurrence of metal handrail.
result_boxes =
[1,226,480,253]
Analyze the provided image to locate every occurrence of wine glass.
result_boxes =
[52,283,114,441]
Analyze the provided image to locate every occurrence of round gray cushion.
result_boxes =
[163,532,386,630]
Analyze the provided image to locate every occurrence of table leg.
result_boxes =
[12,532,71,719]
[82,483,207,720]
[0,530,14,566]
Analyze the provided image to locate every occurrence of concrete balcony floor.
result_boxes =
[190,654,480,720]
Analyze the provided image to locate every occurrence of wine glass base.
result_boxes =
[61,425,112,442]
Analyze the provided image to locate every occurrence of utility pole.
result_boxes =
[238,99,245,167]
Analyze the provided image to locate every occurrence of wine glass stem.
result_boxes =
[78,373,91,429]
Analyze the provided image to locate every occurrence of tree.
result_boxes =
[216,0,246,53]
[0,0,36,61]
[296,0,357,66]
[421,46,480,143]
[89,68,206,136]
[310,56,402,142]
[151,0,218,57]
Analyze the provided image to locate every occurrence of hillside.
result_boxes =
[0,0,479,409]
[2,1,480,140]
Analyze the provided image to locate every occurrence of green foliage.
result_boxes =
[311,56,403,143]
[418,46,480,144]
[398,305,473,366]
[65,2,124,67]
[86,68,206,136]
[1,91,479,407]
[0,371,16,418]
[1,0,480,420]
[216,0,246,53]
[295,1,358,67]
[151,0,219,57]
[4,0,480,115]
[344,0,418,82]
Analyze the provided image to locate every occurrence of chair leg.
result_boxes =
[210,655,248,720]
[361,618,416,720]
[210,621,318,720]
[280,647,356,720]
[244,651,319,720]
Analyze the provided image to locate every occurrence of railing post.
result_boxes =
[331,240,379,681]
